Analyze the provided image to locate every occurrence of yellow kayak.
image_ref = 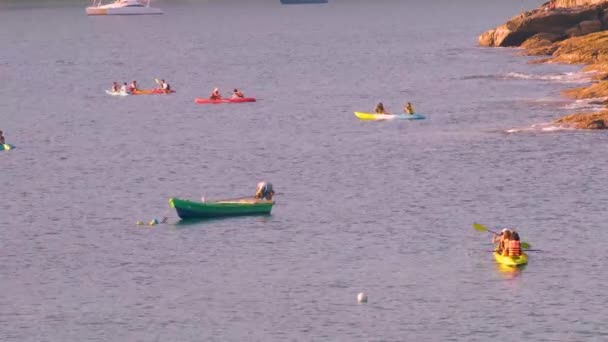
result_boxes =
[354,112,426,121]
[493,252,528,266]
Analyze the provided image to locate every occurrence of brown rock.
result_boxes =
[552,31,608,64]
[555,111,608,129]
[478,4,607,47]
[520,33,562,55]
[565,19,602,37]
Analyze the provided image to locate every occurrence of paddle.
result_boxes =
[473,223,531,249]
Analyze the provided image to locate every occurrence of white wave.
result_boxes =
[505,122,577,134]
[501,71,594,84]
[563,97,607,112]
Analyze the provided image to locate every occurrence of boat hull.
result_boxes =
[169,197,274,219]
[281,0,328,4]
[354,112,426,121]
[493,252,528,266]
[132,89,175,95]
[105,89,129,96]
[1,144,14,151]
[86,7,162,15]
[194,97,256,104]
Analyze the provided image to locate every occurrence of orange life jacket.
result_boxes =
[508,240,521,256]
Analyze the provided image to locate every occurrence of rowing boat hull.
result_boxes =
[169,197,274,219]
[354,112,425,121]
[493,252,528,266]
[105,90,129,96]
[194,97,256,104]
[132,89,175,95]
[1,144,14,151]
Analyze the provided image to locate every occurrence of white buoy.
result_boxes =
[357,292,368,304]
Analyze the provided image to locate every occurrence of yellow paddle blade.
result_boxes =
[473,223,488,232]
[4,144,11,150]
[521,242,531,249]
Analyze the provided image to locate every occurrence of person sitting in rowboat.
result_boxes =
[232,88,245,99]
[505,231,522,256]
[161,79,171,93]
[111,82,119,92]
[120,82,128,93]
[0,130,5,145]
[374,102,388,114]
[210,87,221,100]
[255,182,274,200]
[404,102,415,115]
[129,80,139,93]
[492,228,511,254]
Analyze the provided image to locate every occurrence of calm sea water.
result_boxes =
[2,1,608,341]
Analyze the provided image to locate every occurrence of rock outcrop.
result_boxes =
[480,2,608,129]
[555,111,608,128]
[478,4,608,47]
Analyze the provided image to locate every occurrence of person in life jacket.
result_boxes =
[232,88,245,99]
[111,82,119,92]
[210,87,221,100]
[255,182,274,200]
[120,82,128,93]
[404,102,415,115]
[129,80,138,93]
[0,130,5,145]
[506,231,522,256]
[160,79,171,93]
[375,102,388,114]
[493,228,511,254]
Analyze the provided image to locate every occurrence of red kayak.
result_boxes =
[194,97,256,104]
[132,89,176,95]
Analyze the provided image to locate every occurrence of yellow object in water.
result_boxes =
[136,221,145,225]
[493,252,528,266]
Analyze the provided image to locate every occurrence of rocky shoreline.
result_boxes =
[479,0,608,129]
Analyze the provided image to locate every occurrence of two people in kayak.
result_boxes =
[374,101,416,115]
[493,228,522,257]
[255,181,274,200]
[209,88,246,100]
[110,79,171,94]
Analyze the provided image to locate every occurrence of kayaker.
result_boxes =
[506,231,522,256]
[111,82,119,92]
[120,82,128,93]
[161,79,171,93]
[255,182,275,200]
[404,102,415,115]
[493,228,511,254]
[0,130,5,145]
[374,102,388,114]
[129,80,138,93]
[210,88,222,100]
[232,88,245,99]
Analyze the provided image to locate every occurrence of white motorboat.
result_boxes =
[86,0,163,15]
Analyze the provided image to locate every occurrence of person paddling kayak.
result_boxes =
[129,80,139,93]
[374,102,389,114]
[232,88,245,99]
[120,82,128,93]
[111,82,119,92]
[404,102,415,115]
[160,79,171,93]
[0,130,5,145]
[492,228,511,254]
[210,87,221,100]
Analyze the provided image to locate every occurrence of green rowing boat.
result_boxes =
[169,197,274,219]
